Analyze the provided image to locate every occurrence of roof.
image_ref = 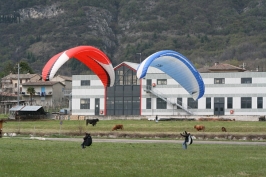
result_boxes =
[9,105,43,111]
[197,63,246,73]
[21,106,43,111]
[116,62,164,74]
[55,75,72,81]
[115,62,139,70]
[2,73,41,80]
[22,81,65,86]
[9,105,24,111]
[197,67,210,73]
[208,63,246,72]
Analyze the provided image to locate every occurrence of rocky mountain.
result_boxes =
[1,0,266,77]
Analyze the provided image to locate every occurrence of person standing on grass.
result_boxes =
[81,132,92,149]
[180,131,190,149]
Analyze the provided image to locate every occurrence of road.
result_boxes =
[43,138,266,146]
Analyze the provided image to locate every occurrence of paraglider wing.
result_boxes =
[137,50,205,100]
[42,46,115,87]
[42,52,64,81]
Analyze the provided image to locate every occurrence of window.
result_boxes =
[124,97,132,111]
[227,97,233,109]
[157,79,167,85]
[156,98,167,109]
[214,78,225,84]
[115,66,140,86]
[257,97,263,109]
[106,97,114,109]
[132,97,140,110]
[115,97,123,109]
[177,98,182,109]
[80,99,90,109]
[241,97,251,109]
[81,80,90,86]
[188,98,198,109]
[241,78,252,84]
[206,97,211,109]
[146,98,151,109]
[117,69,124,85]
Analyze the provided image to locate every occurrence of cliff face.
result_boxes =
[18,3,118,61]
[18,4,64,20]
[1,1,266,76]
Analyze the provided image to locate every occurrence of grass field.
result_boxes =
[1,138,266,177]
[1,119,266,176]
[2,119,266,138]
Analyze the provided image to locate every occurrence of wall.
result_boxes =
[71,71,266,117]
[64,115,260,121]
[72,75,105,115]
[141,71,266,116]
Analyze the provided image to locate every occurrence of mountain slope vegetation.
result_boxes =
[0,0,266,78]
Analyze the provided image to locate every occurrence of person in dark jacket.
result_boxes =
[180,131,190,149]
[81,132,92,149]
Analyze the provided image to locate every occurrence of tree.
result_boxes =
[27,87,35,105]
[19,61,34,74]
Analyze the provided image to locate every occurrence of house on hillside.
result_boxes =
[21,81,66,107]
[0,74,72,113]
[71,61,266,117]
[0,73,41,112]
[0,92,24,114]
[1,73,41,94]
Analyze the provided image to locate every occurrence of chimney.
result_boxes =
[242,63,246,69]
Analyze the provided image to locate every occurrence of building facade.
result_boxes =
[1,73,41,94]
[21,81,66,107]
[0,73,41,112]
[72,62,266,116]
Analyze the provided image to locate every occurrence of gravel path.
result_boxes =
[43,138,266,146]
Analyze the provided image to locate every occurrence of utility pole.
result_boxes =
[17,63,20,106]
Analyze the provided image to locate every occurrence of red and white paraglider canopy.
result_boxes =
[42,46,115,87]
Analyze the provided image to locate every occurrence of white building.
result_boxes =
[71,62,266,117]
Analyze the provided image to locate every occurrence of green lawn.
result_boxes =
[0,138,266,177]
[2,119,266,137]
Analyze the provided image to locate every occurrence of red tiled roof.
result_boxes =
[209,63,246,71]
[198,63,246,73]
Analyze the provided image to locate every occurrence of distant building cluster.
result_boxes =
[1,62,266,119]
[0,74,72,114]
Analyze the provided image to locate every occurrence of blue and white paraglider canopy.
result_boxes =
[137,50,205,100]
